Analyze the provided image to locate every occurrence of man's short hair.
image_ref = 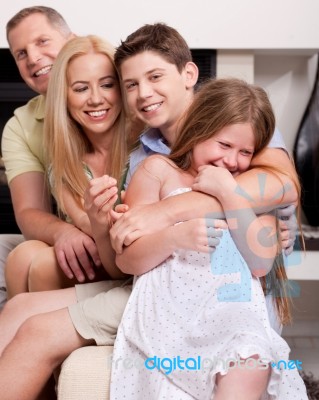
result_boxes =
[6,6,71,42]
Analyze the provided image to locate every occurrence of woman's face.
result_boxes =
[67,52,121,137]
[192,123,255,177]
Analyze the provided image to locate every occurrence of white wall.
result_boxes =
[255,53,318,153]
[1,0,319,149]
[216,52,318,153]
[1,0,319,50]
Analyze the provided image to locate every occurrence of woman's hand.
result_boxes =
[84,175,119,234]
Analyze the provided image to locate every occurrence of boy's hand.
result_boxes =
[172,218,227,253]
[110,202,171,254]
[277,204,298,255]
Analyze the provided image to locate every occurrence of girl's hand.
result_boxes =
[109,203,130,224]
[192,165,237,198]
[171,218,227,253]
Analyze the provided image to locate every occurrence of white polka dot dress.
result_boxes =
[110,189,308,399]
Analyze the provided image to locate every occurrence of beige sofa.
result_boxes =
[57,346,113,400]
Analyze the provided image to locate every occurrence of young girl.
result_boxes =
[110,78,307,399]
[4,35,131,297]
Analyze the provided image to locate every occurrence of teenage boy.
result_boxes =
[112,23,297,255]
[0,23,297,399]
[0,6,100,310]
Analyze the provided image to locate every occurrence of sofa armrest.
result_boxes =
[57,346,113,400]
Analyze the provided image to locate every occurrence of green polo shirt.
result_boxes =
[1,95,46,183]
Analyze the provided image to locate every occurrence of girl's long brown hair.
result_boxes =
[170,78,302,325]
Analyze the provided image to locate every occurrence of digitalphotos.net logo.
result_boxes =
[144,356,303,375]
[109,354,302,376]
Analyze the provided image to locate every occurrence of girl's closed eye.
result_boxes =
[241,149,254,156]
[218,141,230,148]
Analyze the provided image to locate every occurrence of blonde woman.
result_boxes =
[5,35,130,296]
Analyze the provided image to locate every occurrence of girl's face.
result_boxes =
[192,123,255,177]
[67,52,121,137]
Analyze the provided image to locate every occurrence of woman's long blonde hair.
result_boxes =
[44,35,128,214]
[170,78,302,325]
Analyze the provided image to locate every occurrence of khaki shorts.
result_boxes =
[68,278,132,345]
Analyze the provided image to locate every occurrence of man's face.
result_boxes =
[120,50,195,145]
[8,13,71,95]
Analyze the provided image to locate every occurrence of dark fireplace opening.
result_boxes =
[0,48,36,233]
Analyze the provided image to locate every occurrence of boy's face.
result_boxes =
[8,13,71,95]
[120,50,197,145]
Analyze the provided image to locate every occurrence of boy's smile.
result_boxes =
[142,102,163,112]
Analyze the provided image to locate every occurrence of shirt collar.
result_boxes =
[140,127,171,155]
[34,95,46,121]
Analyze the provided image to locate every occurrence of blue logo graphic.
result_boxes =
[207,173,301,301]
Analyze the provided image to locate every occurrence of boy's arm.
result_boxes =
[111,148,298,254]
[195,166,278,277]
[111,157,225,275]
[115,217,225,275]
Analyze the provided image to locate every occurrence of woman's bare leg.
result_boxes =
[28,246,110,292]
[5,240,49,298]
[0,287,76,355]
[0,307,92,400]
[28,246,77,291]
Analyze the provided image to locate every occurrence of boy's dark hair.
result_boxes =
[114,23,192,73]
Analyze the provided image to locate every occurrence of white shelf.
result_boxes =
[286,251,319,281]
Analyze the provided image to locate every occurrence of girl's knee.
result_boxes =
[215,359,270,400]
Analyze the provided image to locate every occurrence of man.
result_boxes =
[0,6,101,310]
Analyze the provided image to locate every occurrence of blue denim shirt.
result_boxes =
[125,128,170,188]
